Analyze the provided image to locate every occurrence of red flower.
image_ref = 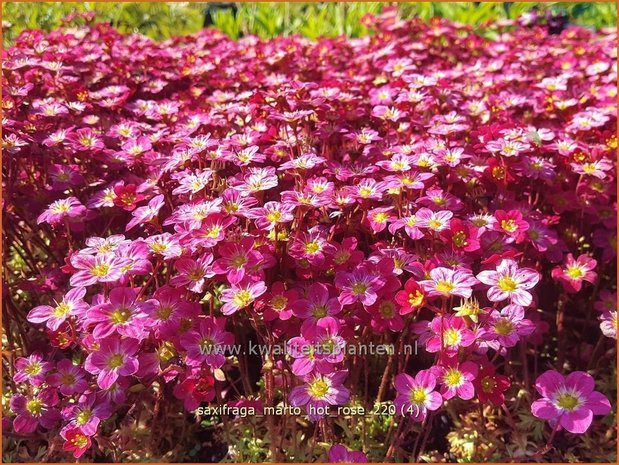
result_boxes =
[475,363,510,406]
[112,184,144,211]
[395,278,425,315]
[62,427,92,458]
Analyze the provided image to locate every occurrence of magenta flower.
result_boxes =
[484,304,535,348]
[86,287,156,340]
[37,197,87,225]
[171,253,215,293]
[10,388,60,433]
[394,370,442,421]
[289,370,350,421]
[13,353,53,386]
[531,370,611,434]
[335,268,386,307]
[220,278,268,315]
[61,392,112,436]
[292,283,342,321]
[551,254,597,293]
[125,194,165,231]
[287,317,345,376]
[84,337,140,389]
[328,444,367,463]
[212,237,263,284]
[246,201,295,230]
[419,267,479,299]
[433,357,478,400]
[477,258,540,306]
[47,359,89,396]
[289,227,336,266]
[27,287,88,331]
[180,317,234,369]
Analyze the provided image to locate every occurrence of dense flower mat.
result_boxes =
[2,9,617,462]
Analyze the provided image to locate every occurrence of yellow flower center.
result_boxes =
[497,276,517,292]
[452,231,468,247]
[358,187,373,197]
[556,392,580,411]
[443,328,462,346]
[427,219,443,229]
[565,266,584,279]
[313,305,328,318]
[481,376,495,393]
[308,378,330,398]
[205,226,221,239]
[187,268,205,281]
[444,368,463,387]
[270,295,287,311]
[25,362,42,376]
[233,290,252,308]
[410,387,427,404]
[91,264,110,277]
[150,242,168,253]
[76,409,92,425]
[52,302,72,317]
[231,254,247,268]
[51,202,71,214]
[60,373,76,385]
[351,282,368,295]
[435,280,455,294]
[266,211,282,222]
[501,219,517,233]
[494,318,514,335]
[408,290,423,307]
[582,163,597,174]
[156,305,174,320]
[26,399,44,416]
[304,241,321,254]
[379,302,395,318]
[110,307,132,325]
[373,212,389,223]
[107,353,124,369]
[70,433,89,448]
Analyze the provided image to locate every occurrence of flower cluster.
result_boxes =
[3,8,616,462]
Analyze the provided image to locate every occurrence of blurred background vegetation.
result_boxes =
[2,1,617,45]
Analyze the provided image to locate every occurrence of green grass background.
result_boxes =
[2,2,617,45]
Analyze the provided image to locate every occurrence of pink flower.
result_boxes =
[13,353,53,386]
[425,315,476,354]
[531,370,611,434]
[288,227,336,266]
[394,370,442,421]
[551,254,597,293]
[335,268,386,307]
[180,317,235,369]
[419,267,479,299]
[84,337,140,389]
[86,287,155,340]
[37,197,87,225]
[484,304,535,348]
[433,357,478,400]
[292,283,342,321]
[69,253,131,287]
[125,194,165,231]
[246,201,295,230]
[11,388,60,433]
[212,237,263,284]
[47,359,89,396]
[171,254,215,293]
[220,279,267,315]
[289,370,350,421]
[27,287,88,331]
[477,258,540,306]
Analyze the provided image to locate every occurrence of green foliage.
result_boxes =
[3,2,617,47]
